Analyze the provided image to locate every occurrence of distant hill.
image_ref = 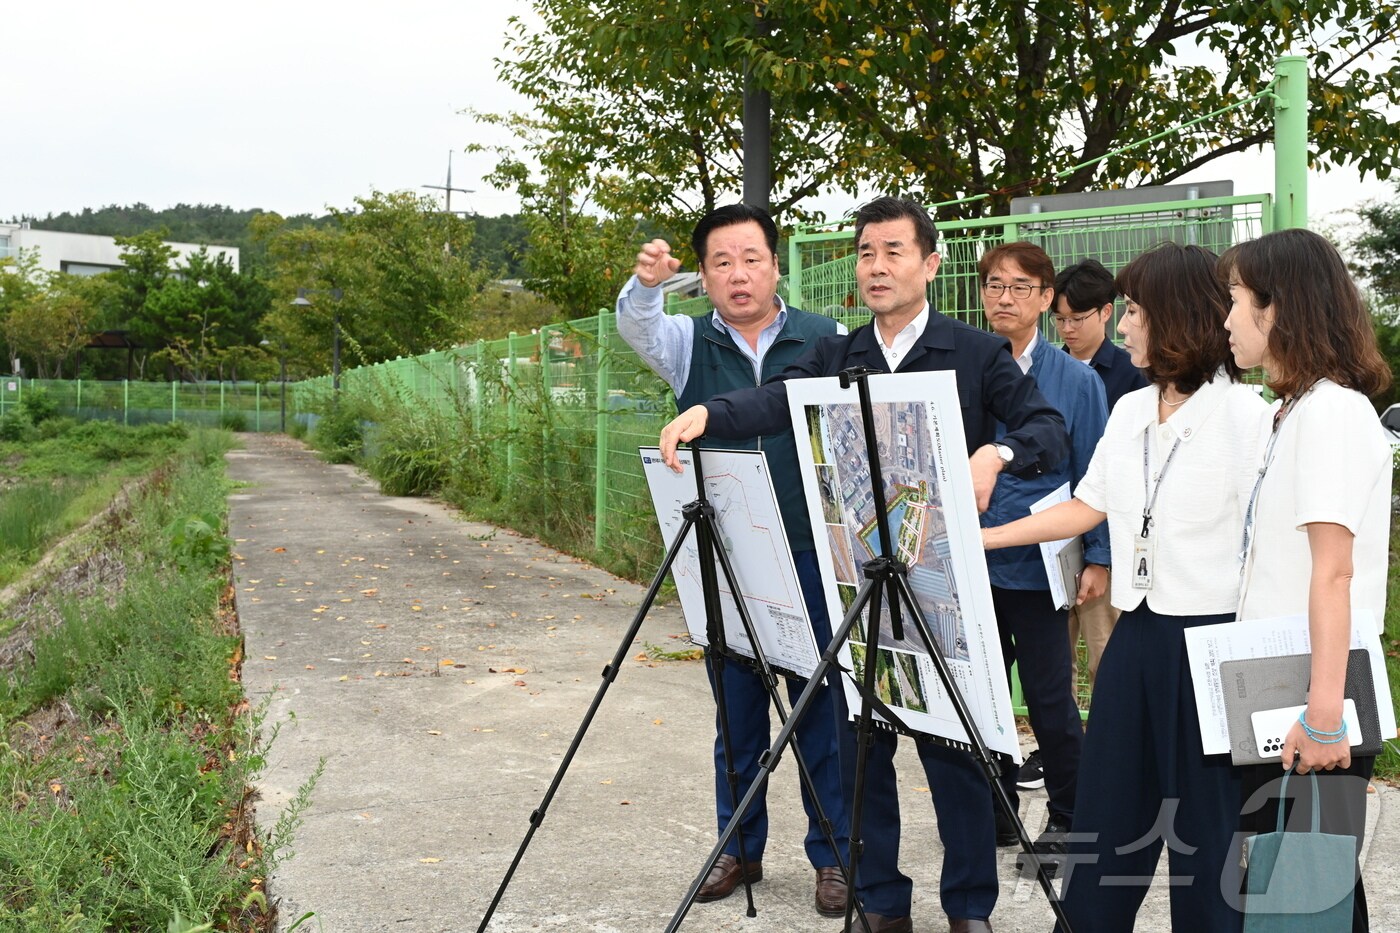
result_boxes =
[14,202,529,278]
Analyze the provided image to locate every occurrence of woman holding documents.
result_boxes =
[983,242,1267,932]
[1221,228,1392,932]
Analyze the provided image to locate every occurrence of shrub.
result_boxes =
[0,413,33,442]
[308,398,374,464]
[218,411,248,432]
[366,412,454,497]
[18,388,59,424]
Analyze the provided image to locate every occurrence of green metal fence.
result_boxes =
[0,378,292,431]
[281,191,1273,570]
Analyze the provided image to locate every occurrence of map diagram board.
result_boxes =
[641,447,821,680]
[788,372,1018,760]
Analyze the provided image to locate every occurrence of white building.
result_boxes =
[0,221,239,275]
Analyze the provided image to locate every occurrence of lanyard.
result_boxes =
[1239,394,1302,567]
[1141,428,1182,538]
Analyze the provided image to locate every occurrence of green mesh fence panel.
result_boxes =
[4,379,291,431]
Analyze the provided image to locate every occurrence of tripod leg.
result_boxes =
[887,572,1075,933]
[475,516,697,933]
[664,580,882,933]
[703,521,854,899]
[842,577,889,933]
[706,650,760,917]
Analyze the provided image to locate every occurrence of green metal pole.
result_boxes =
[255,382,261,432]
[594,313,611,551]
[787,234,804,310]
[506,332,518,487]
[76,379,81,418]
[1273,55,1309,230]
[171,381,177,424]
[220,381,225,424]
[124,379,129,426]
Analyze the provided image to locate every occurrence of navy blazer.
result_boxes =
[702,309,1069,477]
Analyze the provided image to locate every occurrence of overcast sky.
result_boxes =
[2,2,1392,231]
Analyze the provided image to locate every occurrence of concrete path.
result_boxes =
[228,433,1398,933]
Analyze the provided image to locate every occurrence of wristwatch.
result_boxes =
[993,443,1014,465]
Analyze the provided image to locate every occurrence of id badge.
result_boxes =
[1131,535,1154,589]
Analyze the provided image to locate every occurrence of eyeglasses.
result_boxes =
[981,282,1046,299]
[1051,309,1104,329]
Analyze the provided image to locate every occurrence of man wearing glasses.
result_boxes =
[1051,259,1147,692]
[978,243,1109,880]
[1053,258,1147,411]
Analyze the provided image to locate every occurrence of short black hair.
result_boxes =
[853,197,938,257]
[1055,258,1117,313]
[691,203,779,263]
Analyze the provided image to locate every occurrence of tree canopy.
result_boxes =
[488,0,1400,232]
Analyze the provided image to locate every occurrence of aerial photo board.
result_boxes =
[787,372,1018,759]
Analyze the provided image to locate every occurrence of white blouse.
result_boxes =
[1237,379,1392,632]
[1075,373,1269,615]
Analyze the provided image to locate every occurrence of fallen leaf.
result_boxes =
[513,680,527,686]
[419,857,441,864]
[361,588,379,597]
[634,653,648,661]
[264,655,277,660]
[304,665,315,670]
[653,719,663,725]
[619,800,631,806]
[600,779,613,785]
[427,730,442,736]
[440,658,456,666]
[272,547,287,553]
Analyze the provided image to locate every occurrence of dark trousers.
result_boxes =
[1239,756,1375,932]
[1057,604,1244,933]
[850,731,998,920]
[992,585,1084,823]
[707,549,850,868]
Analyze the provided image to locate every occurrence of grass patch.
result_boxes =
[0,421,195,589]
[0,428,315,930]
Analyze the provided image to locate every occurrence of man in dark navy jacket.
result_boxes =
[659,197,1068,933]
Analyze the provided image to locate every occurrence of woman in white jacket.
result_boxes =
[1220,227,1392,933]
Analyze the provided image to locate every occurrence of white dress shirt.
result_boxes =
[874,304,930,371]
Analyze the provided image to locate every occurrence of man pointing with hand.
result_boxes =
[617,203,852,917]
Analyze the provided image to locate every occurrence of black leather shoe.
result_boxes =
[695,853,762,902]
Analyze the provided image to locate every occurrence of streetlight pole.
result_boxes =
[291,287,344,393]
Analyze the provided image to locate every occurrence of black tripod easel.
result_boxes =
[664,367,1073,933]
[476,443,859,932]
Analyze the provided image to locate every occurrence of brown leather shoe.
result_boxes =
[948,919,992,933]
[863,913,914,933]
[814,866,848,916]
[695,853,762,902]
